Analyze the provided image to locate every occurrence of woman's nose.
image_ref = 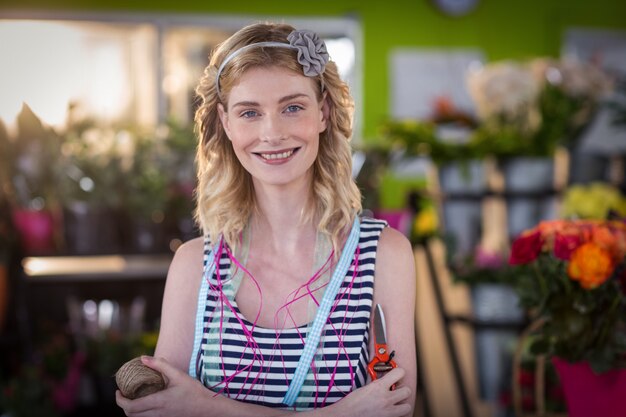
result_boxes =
[260,115,285,144]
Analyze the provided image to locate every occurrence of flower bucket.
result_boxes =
[438,160,486,194]
[502,157,556,239]
[11,208,57,254]
[438,160,485,255]
[62,202,121,254]
[552,357,626,417]
[471,284,524,401]
[373,209,412,235]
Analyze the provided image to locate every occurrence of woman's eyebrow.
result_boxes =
[231,93,311,109]
[278,93,310,103]
[231,100,259,109]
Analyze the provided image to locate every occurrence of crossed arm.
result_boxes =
[116,227,417,417]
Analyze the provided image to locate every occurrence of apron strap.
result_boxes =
[282,217,361,406]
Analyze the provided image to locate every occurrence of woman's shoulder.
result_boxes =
[174,236,205,260]
[167,236,205,284]
[378,225,412,256]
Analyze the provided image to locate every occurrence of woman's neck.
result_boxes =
[250,182,317,255]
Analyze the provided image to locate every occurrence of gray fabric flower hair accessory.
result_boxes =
[215,29,330,98]
[287,30,330,77]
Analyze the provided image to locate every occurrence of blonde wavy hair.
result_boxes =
[194,22,362,251]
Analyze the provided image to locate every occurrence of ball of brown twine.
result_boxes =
[115,357,166,399]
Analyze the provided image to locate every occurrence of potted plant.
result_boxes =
[466,57,613,158]
[0,105,63,254]
[508,219,626,417]
[122,118,199,253]
[122,130,170,253]
[57,110,131,254]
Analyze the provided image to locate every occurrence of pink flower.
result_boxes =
[475,247,505,269]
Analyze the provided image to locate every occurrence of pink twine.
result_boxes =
[201,236,362,408]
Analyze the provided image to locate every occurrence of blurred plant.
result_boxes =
[381,119,479,164]
[467,57,613,158]
[383,58,614,165]
[466,60,542,137]
[447,244,519,286]
[0,364,60,417]
[0,104,63,210]
[0,325,158,417]
[0,329,84,417]
[126,118,196,221]
[123,132,169,220]
[561,182,626,220]
[84,329,158,378]
[380,96,480,165]
[406,191,440,245]
[59,105,133,209]
[352,140,394,211]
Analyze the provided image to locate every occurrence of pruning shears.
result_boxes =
[367,304,397,389]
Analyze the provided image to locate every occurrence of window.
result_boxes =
[0,12,362,137]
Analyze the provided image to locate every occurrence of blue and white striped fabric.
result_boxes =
[189,217,387,410]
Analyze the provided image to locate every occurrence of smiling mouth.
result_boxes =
[256,148,299,161]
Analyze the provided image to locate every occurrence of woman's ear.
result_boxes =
[217,103,231,140]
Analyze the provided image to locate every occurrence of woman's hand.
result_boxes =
[326,368,413,417]
[115,356,210,417]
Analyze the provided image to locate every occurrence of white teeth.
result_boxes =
[260,150,294,160]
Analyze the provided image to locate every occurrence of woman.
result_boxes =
[117,22,416,417]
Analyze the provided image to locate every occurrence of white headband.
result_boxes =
[215,29,330,99]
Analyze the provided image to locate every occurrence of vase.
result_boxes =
[501,157,556,239]
[471,284,525,402]
[438,160,485,256]
[11,207,57,254]
[552,357,626,417]
[62,201,121,254]
[373,209,412,235]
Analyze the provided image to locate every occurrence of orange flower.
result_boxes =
[590,225,617,252]
[567,242,614,289]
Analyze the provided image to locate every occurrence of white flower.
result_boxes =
[466,61,541,131]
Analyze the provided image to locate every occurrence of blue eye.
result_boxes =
[240,110,258,118]
[285,105,303,113]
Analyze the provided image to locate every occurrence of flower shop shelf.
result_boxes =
[21,254,172,282]
[16,254,171,357]
[437,188,562,202]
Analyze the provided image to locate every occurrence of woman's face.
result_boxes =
[218,66,327,190]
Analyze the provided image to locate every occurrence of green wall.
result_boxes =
[2,0,625,139]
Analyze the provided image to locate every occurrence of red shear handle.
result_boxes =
[367,344,397,390]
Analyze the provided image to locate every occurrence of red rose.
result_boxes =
[509,230,543,264]
[553,232,582,260]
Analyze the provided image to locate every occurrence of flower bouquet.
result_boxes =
[509,219,626,373]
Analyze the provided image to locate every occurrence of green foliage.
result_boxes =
[0,365,60,417]
[382,58,611,163]
[380,119,480,164]
[58,117,129,208]
[84,330,157,377]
